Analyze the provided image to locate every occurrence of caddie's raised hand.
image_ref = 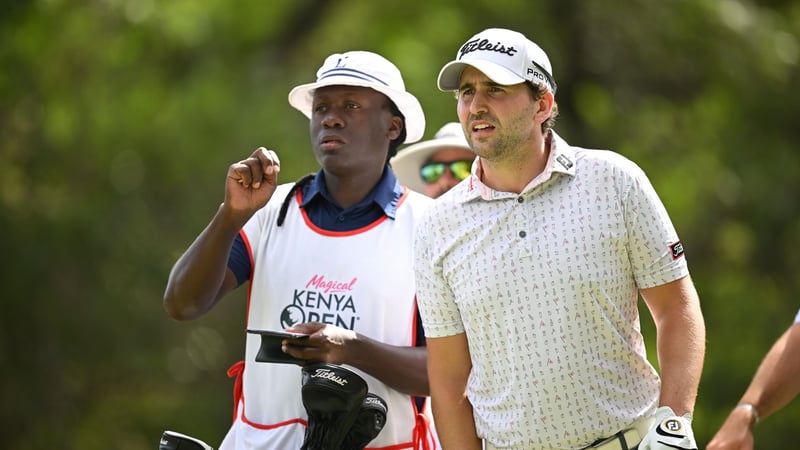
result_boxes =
[638,406,698,450]
[224,147,281,214]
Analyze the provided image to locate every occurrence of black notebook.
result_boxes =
[247,329,310,365]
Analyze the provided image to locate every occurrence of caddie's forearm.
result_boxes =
[346,336,429,396]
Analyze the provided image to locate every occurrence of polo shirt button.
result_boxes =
[517,197,524,203]
[519,230,527,238]
[338,215,345,221]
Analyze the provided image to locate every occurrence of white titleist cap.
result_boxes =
[288,51,426,143]
[437,28,556,94]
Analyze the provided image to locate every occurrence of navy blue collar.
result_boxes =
[301,165,403,219]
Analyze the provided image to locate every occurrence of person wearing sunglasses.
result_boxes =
[391,122,475,198]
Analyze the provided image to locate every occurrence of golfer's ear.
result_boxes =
[534,92,555,123]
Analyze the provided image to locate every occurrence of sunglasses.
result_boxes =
[420,160,472,184]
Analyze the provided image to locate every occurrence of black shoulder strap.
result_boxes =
[277,173,315,227]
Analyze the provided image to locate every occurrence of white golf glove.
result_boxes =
[638,406,698,450]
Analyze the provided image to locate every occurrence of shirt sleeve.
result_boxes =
[794,308,800,324]
[227,232,251,286]
[413,207,465,338]
[622,161,690,288]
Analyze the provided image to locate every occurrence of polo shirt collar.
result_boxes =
[301,165,403,219]
[462,131,576,201]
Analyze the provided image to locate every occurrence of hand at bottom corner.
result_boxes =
[638,406,698,450]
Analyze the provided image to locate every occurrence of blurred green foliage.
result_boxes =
[2,0,799,448]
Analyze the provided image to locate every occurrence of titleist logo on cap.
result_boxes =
[459,38,518,59]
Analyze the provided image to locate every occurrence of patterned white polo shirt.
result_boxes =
[414,132,689,449]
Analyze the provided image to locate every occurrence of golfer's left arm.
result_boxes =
[640,274,706,415]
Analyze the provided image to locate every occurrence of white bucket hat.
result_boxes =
[390,122,473,193]
[288,51,426,143]
[437,28,557,94]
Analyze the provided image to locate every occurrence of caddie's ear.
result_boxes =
[386,115,403,141]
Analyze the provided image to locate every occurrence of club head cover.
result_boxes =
[300,363,368,450]
[341,393,389,450]
[159,430,214,450]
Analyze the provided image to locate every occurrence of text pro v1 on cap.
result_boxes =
[437,28,557,94]
[288,51,426,143]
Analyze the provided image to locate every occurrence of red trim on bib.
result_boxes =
[227,360,245,423]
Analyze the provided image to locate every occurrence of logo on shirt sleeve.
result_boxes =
[669,241,685,260]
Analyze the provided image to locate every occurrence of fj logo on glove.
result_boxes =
[642,407,698,450]
[664,419,683,432]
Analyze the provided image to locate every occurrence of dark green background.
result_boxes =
[2,0,799,448]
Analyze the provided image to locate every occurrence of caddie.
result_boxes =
[164,50,438,450]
